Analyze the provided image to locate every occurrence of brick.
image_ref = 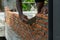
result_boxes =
[5,9,48,40]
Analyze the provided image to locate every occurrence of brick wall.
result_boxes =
[5,7,48,40]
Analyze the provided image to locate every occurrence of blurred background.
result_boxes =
[0,0,48,11]
[0,0,48,22]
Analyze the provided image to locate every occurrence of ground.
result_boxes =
[0,12,6,40]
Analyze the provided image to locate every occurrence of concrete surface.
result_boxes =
[0,12,5,37]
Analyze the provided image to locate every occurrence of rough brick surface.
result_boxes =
[5,8,48,40]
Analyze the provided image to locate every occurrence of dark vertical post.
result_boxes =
[16,0,28,22]
[16,0,23,16]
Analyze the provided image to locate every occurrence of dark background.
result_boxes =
[53,0,60,40]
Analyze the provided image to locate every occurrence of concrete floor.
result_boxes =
[0,23,5,37]
[0,12,5,37]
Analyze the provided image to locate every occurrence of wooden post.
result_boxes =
[16,0,28,22]
[16,0,23,15]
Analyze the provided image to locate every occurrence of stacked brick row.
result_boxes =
[5,11,34,40]
[5,8,48,40]
[31,14,48,40]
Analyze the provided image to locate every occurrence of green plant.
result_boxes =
[22,0,48,11]
[22,3,31,11]
[22,0,35,2]
[44,0,48,5]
